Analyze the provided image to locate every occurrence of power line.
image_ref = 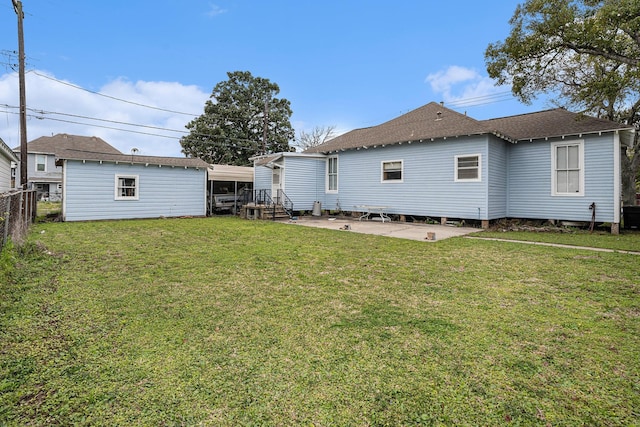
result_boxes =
[444,91,515,108]
[1,103,188,134]
[29,106,189,134]
[30,70,201,117]
[0,107,266,151]
[0,108,180,139]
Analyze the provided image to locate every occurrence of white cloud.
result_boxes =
[425,65,507,106]
[0,70,210,157]
[206,4,227,17]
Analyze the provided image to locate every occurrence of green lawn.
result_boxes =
[1,217,639,426]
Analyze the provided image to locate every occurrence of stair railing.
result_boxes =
[277,189,294,218]
[240,188,293,220]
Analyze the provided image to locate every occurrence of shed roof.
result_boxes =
[55,149,209,169]
[305,102,635,153]
[207,164,253,182]
[18,134,123,156]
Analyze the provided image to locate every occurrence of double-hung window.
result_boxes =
[327,156,338,192]
[36,154,47,172]
[115,175,139,200]
[382,160,403,182]
[552,141,583,196]
[455,154,481,181]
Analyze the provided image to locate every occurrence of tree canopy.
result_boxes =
[485,0,640,202]
[180,71,294,166]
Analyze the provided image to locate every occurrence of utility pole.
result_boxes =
[261,97,269,155]
[12,0,27,189]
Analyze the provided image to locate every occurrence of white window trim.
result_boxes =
[36,154,47,172]
[381,160,403,183]
[551,140,584,197]
[326,156,338,193]
[454,154,481,182]
[114,174,139,200]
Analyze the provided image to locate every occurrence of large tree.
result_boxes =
[181,71,294,165]
[485,0,640,204]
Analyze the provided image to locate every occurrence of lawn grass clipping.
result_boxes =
[1,217,639,425]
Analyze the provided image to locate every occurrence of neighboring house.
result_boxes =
[0,137,19,193]
[13,133,122,201]
[252,102,635,233]
[56,150,209,222]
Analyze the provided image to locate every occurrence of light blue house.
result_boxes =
[0,137,18,193]
[253,103,635,233]
[56,150,208,222]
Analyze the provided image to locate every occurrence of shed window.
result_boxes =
[115,175,139,200]
[455,154,481,181]
[552,141,584,196]
[382,160,403,182]
[327,156,338,192]
[36,154,47,172]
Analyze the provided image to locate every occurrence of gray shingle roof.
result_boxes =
[305,102,488,153]
[305,103,635,154]
[19,134,123,155]
[483,108,634,142]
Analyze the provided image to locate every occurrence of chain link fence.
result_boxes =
[0,190,37,253]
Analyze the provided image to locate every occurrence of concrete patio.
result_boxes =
[278,216,480,242]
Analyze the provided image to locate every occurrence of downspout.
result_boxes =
[61,159,67,221]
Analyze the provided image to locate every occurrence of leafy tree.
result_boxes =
[485,0,640,204]
[295,125,337,151]
[181,71,294,165]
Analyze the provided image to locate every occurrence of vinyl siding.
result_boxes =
[487,136,508,219]
[28,153,61,183]
[254,165,271,191]
[0,158,11,193]
[507,134,616,222]
[282,157,326,212]
[62,160,206,221]
[333,136,490,219]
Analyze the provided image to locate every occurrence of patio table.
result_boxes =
[355,205,391,222]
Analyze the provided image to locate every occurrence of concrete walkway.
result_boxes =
[466,236,640,255]
[279,216,479,242]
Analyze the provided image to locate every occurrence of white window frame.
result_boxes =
[381,160,403,183]
[36,154,47,172]
[326,156,338,193]
[454,154,481,182]
[551,140,584,196]
[114,175,139,200]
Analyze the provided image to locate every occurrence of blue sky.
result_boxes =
[0,1,553,157]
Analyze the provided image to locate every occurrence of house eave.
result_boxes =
[516,127,636,145]
[57,155,208,170]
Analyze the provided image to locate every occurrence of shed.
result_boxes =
[56,150,209,221]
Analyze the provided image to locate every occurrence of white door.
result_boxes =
[271,167,282,203]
